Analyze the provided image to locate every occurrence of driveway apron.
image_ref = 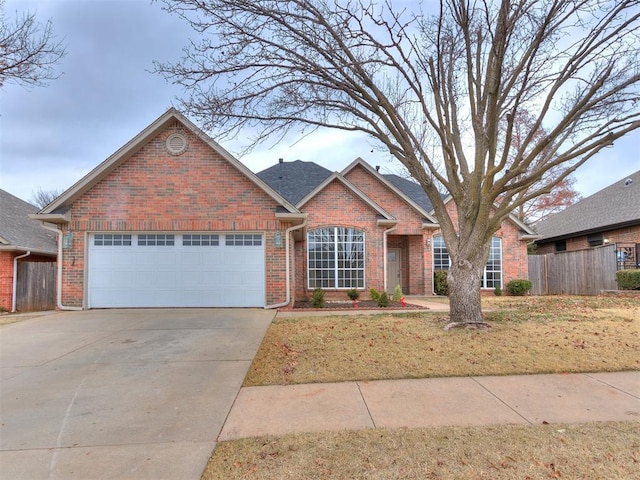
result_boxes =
[0,308,275,480]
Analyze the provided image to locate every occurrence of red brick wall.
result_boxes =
[61,125,289,307]
[344,166,426,234]
[0,252,15,311]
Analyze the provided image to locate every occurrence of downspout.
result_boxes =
[11,251,31,312]
[39,222,83,311]
[382,224,398,292]
[265,218,308,309]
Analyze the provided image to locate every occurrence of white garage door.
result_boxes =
[88,233,265,308]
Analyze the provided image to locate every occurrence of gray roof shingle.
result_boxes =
[258,160,438,212]
[382,174,435,212]
[257,160,333,205]
[0,190,57,254]
[534,169,640,241]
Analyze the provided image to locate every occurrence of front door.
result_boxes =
[386,248,401,293]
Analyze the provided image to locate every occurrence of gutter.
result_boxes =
[38,222,83,311]
[265,217,308,309]
[11,251,31,312]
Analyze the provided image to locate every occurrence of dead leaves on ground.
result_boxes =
[245,299,639,386]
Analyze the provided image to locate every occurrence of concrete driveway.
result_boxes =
[0,308,275,480]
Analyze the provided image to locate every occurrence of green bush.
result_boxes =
[346,289,360,301]
[434,270,448,296]
[616,269,640,290]
[377,291,390,307]
[312,288,325,308]
[369,288,381,302]
[392,284,403,302]
[493,285,502,296]
[506,279,532,296]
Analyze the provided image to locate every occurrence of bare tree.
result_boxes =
[155,0,640,326]
[30,187,63,209]
[0,0,66,88]
[502,109,582,224]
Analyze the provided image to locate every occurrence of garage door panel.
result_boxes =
[92,250,133,267]
[88,233,265,308]
[136,270,177,285]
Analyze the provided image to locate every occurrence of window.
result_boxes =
[433,236,450,271]
[483,237,502,289]
[138,234,175,246]
[432,235,502,289]
[308,227,365,289]
[555,240,567,252]
[94,234,132,246]
[225,234,262,246]
[183,234,219,246]
[587,233,604,247]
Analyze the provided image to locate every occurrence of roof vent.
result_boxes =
[166,133,187,155]
[624,178,633,186]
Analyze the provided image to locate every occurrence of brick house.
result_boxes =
[1,189,57,311]
[32,109,535,309]
[534,169,640,269]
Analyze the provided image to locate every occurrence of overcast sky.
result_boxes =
[1,0,638,205]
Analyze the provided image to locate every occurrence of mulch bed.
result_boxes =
[289,300,424,311]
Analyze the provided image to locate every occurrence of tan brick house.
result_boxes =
[32,109,535,309]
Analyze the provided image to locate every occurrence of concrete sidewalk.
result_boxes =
[220,371,640,440]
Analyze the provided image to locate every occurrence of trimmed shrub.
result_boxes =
[494,285,502,296]
[369,288,381,302]
[506,279,533,296]
[616,269,640,290]
[392,284,403,303]
[377,291,390,307]
[346,289,360,301]
[312,288,325,308]
[434,270,448,296]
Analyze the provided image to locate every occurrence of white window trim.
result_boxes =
[307,227,366,290]
[481,237,503,289]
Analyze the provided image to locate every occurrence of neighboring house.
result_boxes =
[0,189,57,311]
[534,169,640,269]
[31,108,535,309]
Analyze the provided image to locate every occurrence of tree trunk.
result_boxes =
[446,257,485,328]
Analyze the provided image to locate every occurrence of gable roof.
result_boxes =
[0,190,57,255]
[256,160,333,205]
[341,158,438,224]
[36,108,300,220]
[297,172,396,223]
[535,169,640,242]
[258,158,439,224]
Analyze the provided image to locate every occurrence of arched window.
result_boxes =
[432,235,502,289]
[308,227,365,289]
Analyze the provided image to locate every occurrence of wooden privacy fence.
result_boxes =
[16,261,56,312]
[528,244,618,295]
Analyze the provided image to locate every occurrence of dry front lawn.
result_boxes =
[206,296,639,480]
[245,295,639,386]
[203,422,639,480]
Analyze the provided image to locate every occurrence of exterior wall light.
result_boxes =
[62,231,73,249]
